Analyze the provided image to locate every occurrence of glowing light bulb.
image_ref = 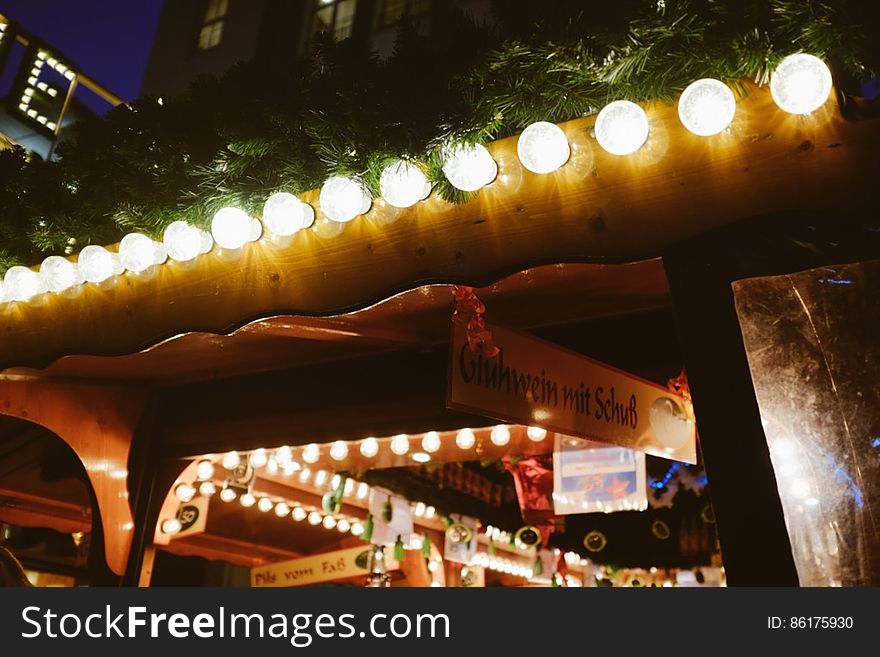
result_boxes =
[344,478,354,496]
[211,207,260,250]
[517,121,570,173]
[414,502,426,517]
[292,507,307,521]
[331,474,341,490]
[677,78,736,136]
[357,482,369,499]
[274,502,290,517]
[262,192,314,236]
[3,266,46,302]
[421,431,441,453]
[456,428,476,449]
[594,100,650,155]
[412,452,430,463]
[249,448,268,468]
[274,446,292,465]
[163,221,209,262]
[39,256,82,293]
[161,518,182,535]
[174,483,196,502]
[329,440,349,461]
[282,461,301,476]
[198,481,216,496]
[527,426,547,442]
[490,425,511,446]
[770,54,832,115]
[77,245,122,283]
[219,487,237,502]
[118,233,167,273]
[442,143,497,191]
[196,459,215,480]
[322,515,337,530]
[351,521,364,536]
[379,160,431,208]
[314,470,328,487]
[308,511,322,525]
[425,506,435,519]
[299,468,311,483]
[337,518,351,533]
[240,493,256,508]
[301,443,320,464]
[360,437,379,458]
[222,451,240,470]
[319,175,371,223]
[390,434,410,455]
[266,458,279,475]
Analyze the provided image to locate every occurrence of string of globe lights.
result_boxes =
[1,54,833,304]
[159,449,439,537]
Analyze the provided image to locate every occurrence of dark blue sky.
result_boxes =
[0,0,163,101]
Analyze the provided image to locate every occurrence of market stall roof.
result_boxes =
[1,84,877,372]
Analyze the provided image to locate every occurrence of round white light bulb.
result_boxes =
[198,481,216,497]
[594,100,650,155]
[40,256,82,293]
[221,451,240,470]
[275,446,293,464]
[442,143,498,191]
[319,175,371,223]
[390,434,410,455]
[161,518,182,535]
[770,53,833,115]
[262,192,314,236]
[421,431,441,453]
[274,502,290,517]
[257,497,274,513]
[119,233,167,273]
[517,121,571,173]
[322,515,337,530]
[77,245,122,283]
[196,460,215,480]
[211,207,260,250]
[292,507,307,521]
[174,483,196,502]
[4,266,46,302]
[337,518,351,533]
[412,452,431,463]
[249,448,268,468]
[329,440,349,461]
[163,221,207,262]
[527,426,547,442]
[490,425,511,446]
[301,443,320,464]
[307,511,322,525]
[360,437,379,458]
[379,160,431,208]
[456,428,476,449]
[240,493,256,508]
[350,521,364,536]
[678,78,736,136]
[219,487,237,502]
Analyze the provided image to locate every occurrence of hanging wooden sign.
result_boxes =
[447,321,696,463]
[250,545,400,588]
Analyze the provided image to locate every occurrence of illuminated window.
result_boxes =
[313,0,358,42]
[381,0,430,27]
[198,0,228,50]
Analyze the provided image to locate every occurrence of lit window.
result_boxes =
[313,0,359,42]
[198,0,228,50]
[381,0,430,27]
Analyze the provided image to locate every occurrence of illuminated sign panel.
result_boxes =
[10,45,77,135]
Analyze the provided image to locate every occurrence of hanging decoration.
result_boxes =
[443,514,478,564]
[652,520,672,540]
[367,489,413,547]
[583,530,608,553]
[552,437,648,514]
[514,525,542,551]
[503,454,558,543]
[451,286,498,357]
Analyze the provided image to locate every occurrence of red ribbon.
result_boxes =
[451,286,499,357]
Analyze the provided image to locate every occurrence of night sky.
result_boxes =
[0,0,163,102]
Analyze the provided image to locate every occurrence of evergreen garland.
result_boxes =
[0,0,877,273]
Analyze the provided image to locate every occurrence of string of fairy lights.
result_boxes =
[1,54,833,305]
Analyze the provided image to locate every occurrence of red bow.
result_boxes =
[451,286,499,357]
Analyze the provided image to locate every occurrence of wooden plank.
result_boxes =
[0,84,876,369]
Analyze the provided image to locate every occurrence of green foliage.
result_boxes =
[0,0,876,271]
